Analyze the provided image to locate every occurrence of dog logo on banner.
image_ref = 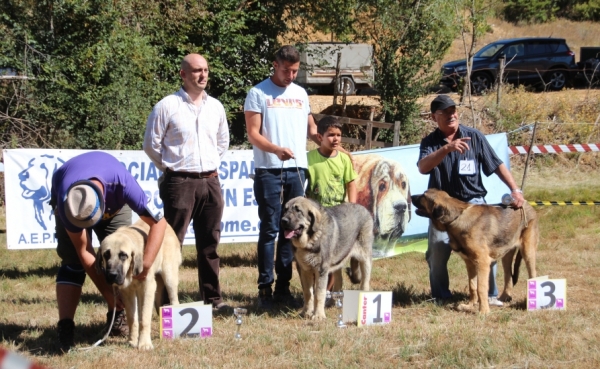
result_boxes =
[18,154,65,230]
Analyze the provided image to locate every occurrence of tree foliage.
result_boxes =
[0,0,286,150]
[503,0,600,23]
[1,0,459,150]
[354,0,457,143]
[284,0,458,144]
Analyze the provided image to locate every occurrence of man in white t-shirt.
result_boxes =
[244,45,319,310]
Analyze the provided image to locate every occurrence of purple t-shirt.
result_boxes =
[51,151,149,232]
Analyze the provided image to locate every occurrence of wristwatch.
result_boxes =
[511,188,523,194]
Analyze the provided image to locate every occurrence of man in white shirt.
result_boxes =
[244,45,319,309]
[144,54,230,311]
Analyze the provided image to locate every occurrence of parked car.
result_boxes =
[440,37,577,94]
[574,47,600,86]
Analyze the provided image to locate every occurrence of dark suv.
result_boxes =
[440,37,576,94]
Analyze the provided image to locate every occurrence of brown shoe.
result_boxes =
[106,309,129,337]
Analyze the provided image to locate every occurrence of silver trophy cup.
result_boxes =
[233,308,247,340]
[331,292,347,328]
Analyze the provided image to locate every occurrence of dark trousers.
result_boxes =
[160,173,224,306]
[253,168,306,294]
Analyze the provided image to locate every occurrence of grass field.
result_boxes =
[1,162,600,369]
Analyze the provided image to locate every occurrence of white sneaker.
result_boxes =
[488,297,504,307]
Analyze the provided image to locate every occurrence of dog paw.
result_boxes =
[311,312,327,321]
[457,303,476,313]
[498,294,512,302]
[300,308,314,318]
[137,341,154,351]
[128,340,138,348]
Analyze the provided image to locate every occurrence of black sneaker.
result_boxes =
[57,318,75,354]
[106,309,129,337]
[213,302,233,315]
[258,287,273,310]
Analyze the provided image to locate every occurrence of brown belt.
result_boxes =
[166,169,218,179]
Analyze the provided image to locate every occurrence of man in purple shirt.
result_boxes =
[51,151,167,353]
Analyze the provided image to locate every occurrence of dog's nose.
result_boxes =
[105,271,118,284]
[281,217,289,227]
[394,202,407,214]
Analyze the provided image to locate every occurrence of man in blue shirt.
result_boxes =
[417,95,525,306]
[51,151,167,353]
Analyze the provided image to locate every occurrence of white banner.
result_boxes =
[3,149,258,249]
[2,133,510,251]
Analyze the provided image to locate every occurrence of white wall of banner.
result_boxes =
[2,133,510,250]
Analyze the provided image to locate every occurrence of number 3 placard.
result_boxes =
[160,302,213,339]
[527,276,567,311]
[343,290,392,326]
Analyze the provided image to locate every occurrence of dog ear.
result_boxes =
[132,249,144,276]
[432,201,460,224]
[307,202,322,236]
[95,249,104,275]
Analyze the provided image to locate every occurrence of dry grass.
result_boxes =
[1,163,600,369]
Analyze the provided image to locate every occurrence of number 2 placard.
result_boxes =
[160,302,213,339]
[527,276,567,311]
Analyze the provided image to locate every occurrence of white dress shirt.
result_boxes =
[144,88,229,173]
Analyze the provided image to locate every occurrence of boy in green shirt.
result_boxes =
[306,115,358,304]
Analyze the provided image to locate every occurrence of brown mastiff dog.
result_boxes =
[411,189,538,314]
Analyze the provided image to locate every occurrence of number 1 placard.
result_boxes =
[527,276,567,311]
[160,302,213,339]
[343,290,392,326]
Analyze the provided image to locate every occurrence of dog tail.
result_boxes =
[512,249,523,286]
[346,258,362,284]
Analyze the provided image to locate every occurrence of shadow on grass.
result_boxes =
[181,251,257,269]
[392,282,472,307]
[0,320,113,357]
[511,298,528,311]
[0,266,57,279]
[205,290,308,319]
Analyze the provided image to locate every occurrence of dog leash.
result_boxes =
[490,204,529,229]
[279,159,305,204]
[78,286,119,351]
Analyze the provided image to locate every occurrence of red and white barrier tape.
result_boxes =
[509,143,600,155]
[0,348,48,369]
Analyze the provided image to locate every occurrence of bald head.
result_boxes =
[180,53,209,98]
[181,54,207,72]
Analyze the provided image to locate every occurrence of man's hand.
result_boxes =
[447,137,471,154]
[510,190,525,208]
[133,266,150,281]
[274,147,295,161]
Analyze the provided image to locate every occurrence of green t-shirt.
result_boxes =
[306,149,357,207]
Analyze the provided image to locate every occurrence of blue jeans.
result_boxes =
[254,168,306,294]
[425,197,498,299]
